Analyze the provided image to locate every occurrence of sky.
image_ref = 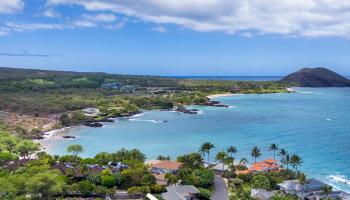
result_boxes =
[0,0,350,76]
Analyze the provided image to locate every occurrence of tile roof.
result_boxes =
[152,160,183,170]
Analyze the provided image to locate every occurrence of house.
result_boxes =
[251,189,277,200]
[204,162,230,174]
[305,190,350,200]
[277,178,350,200]
[278,178,325,196]
[237,159,280,175]
[146,160,183,185]
[151,160,183,174]
[162,185,199,200]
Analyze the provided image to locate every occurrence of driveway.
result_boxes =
[211,175,228,200]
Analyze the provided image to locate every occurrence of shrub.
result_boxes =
[252,174,271,190]
[102,175,116,188]
[77,180,95,196]
[87,174,102,185]
[237,173,253,183]
[127,186,150,195]
[150,184,166,194]
[141,174,156,186]
[196,188,211,200]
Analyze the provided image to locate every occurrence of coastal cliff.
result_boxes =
[280,67,350,87]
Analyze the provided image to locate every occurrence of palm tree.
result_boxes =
[225,157,235,170]
[251,146,261,163]
[165,173,178,185]
[269,144,278,160]
[290,154,303,173]
[321,185,333,199]
[67,144,84,163]
[215,151,228,171]
[239,158,248,166]
[227,146,237,158]
[200,142,215,163]
[278,149,288,163]
[283,154,290,170]
[298,173,307,199]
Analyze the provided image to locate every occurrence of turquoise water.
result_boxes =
[46,87,350,192]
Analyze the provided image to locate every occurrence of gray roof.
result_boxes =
[251,189,277,200]
[278,178,327,193]
[162,185,199,200]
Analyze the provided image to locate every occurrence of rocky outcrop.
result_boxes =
[280,67,350,87]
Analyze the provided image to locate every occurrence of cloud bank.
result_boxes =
[0,0,23,14]
[46,0,350,38]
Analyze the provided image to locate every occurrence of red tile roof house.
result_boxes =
[237,159,281,175]
[146,160,183,185]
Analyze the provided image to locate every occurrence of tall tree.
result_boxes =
[278,149,288,164]
[67,144,84,163]
[269,144,278,160]
[251,146,261,163]
[227,146,237,158]
[200,142,215,163]
[290,154,303,173]
[215,151,228,171]
[283,154,290,170]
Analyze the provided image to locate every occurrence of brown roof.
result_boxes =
[152,160,183,170]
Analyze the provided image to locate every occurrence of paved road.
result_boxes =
[211,175,228,200]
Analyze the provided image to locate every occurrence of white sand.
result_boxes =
[207,93,235,99]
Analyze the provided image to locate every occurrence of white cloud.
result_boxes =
[46,0,350,38]
[151,26,167,33]
[72,13,117,28]
[5,22,63,32]
[43,8,61,18]
[0,0,23,14]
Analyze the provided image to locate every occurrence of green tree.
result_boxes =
[165,173,178,185]
[321,185,333,199]
[278,149,288,164]
[252,174,270,190]
[215,151,228,171]
[177,153,203,169]
[102,175,116,188]
[251,146,261,163]
[269,144,278,160]
[227,146,237,159]
[18,141,39,159]
[67,144,83,163]
[283,154,290,170]
[25,171,66,200]
[199,142,215,163]
[77,180,95,196]
[290,154,302,173]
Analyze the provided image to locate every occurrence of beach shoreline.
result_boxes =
[207,93,235,99]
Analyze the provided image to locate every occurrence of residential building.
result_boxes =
[236,158,280,175]
[162,185,199,200]
[151,160,183,174]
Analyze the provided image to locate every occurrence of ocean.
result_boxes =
[44,87,350,192]
[166,76,284,81]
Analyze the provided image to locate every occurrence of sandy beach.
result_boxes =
[207,93,235,99]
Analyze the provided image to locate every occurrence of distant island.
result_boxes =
[280,67,350,87]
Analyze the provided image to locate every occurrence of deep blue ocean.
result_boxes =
[45,87,350,192]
